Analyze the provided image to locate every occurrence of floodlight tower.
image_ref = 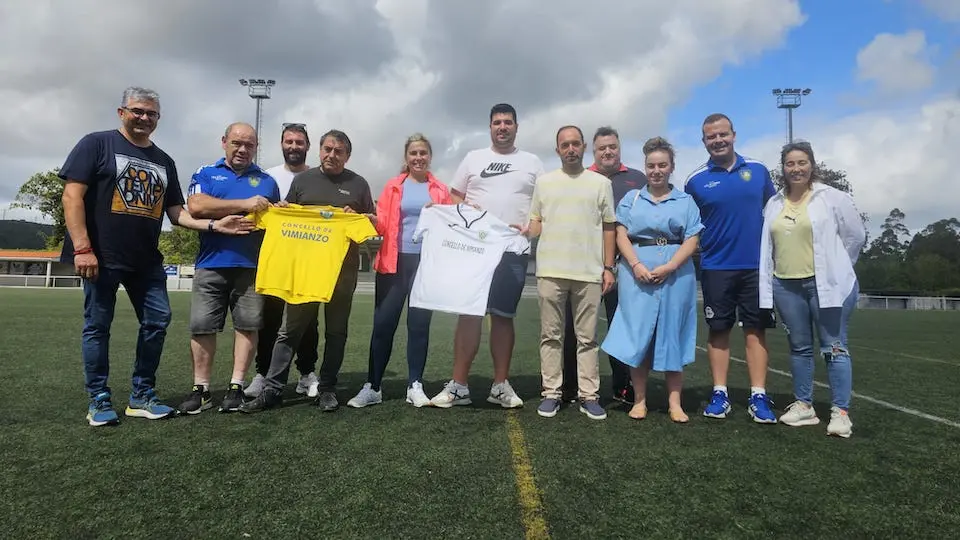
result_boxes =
[771,88,812,144]
[239,78,276,164]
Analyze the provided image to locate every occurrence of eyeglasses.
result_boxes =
[282,123,306,129]
[122,107,160,120]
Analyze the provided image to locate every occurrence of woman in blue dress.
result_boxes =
[601,137,703,423]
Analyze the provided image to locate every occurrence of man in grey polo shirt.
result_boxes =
[247,122,321,399]
[240,129,376,414]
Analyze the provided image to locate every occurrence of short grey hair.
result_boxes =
[121,87,160,110]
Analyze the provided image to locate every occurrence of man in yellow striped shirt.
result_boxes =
[521,125,617,420]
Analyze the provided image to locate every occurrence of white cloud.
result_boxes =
[919,0,960,21]
[857,30,936,97]
[734,95,960,234]
[0,0,805,221]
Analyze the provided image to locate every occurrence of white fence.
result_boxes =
[857,295,960,311]
[2,274,958,311]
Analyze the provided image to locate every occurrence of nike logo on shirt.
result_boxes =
[479,162,513,178]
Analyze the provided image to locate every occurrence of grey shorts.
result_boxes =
[190,267,263,334]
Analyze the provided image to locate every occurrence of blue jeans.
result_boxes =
[772,277,858,410]
[367,253,432,389]
[81,265,172,399]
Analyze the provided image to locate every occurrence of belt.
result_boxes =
[628,235,681,247]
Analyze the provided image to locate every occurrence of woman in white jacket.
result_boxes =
[759,141,866,438]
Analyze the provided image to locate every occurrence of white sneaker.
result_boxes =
[347,383,383,408]
[487,380,523,408]
[296,372,319,398]
[827,406,853,438]
[406,381,430,408]
[244,374,265,398]
[430,380,472,408]
[780,400,820,427]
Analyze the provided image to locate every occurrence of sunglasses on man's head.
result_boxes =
[282,123,306,129]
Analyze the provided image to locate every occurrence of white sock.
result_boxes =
[231,377,244,386]
[751,386,766,396]
[713,385,728,394]
[194,380,209,389]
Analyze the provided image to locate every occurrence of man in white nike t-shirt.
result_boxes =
[430,103,545,410]
[246,123,320,399]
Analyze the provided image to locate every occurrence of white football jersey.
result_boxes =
[409,204,528,316]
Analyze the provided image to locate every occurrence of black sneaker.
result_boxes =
[238,388,283,414]
[315,391,339,412]
[178,385,212,415]
[219,383,246,413]
[612,385,635,405]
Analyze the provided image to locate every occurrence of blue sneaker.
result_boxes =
[579,399,607,420]
[125,388,176,420]
[537,398,561,418]
[748,393,777,424]
[87,392,119,427]
[703,390,731,418]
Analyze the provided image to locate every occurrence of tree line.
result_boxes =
[12,167,960,296]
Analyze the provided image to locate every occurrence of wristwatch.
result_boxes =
[208,219,215,232]
[604,265,616,275]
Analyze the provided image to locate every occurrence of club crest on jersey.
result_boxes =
[480,162,513,178]
[320,210,334,219]
[248,175,261,187]
[479,231,488,240]
[740,169,752,182]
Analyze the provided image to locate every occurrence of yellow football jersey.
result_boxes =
[250,205,378,304]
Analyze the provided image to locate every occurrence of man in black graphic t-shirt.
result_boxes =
[241,129,376,414]
[63,86,253,427]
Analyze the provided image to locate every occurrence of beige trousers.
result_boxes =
[537,277,602,401]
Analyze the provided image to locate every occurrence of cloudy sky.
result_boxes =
[0,0,957,237]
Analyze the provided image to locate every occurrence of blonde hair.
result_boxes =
[401,133,433,173]
[642,136,675,165]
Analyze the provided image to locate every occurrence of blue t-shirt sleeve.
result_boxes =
[762,168,775,204]
[59,133,102,184]
[683,198,705,240]
[615,189,638,227]
[187,166,210,199]
[269,178,281,203]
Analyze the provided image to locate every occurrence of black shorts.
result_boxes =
[486,253,529,319]
[700,269,775,332]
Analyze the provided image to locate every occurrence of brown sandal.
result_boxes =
[628,402,647,420]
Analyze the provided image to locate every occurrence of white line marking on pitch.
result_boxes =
[694,346,960,430]
[848,344,957,366]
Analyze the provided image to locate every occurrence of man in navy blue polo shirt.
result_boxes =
[178,122,280,414]
[684,113,777,424]
[561,126,647,404]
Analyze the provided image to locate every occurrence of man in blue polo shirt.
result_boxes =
[561,126,647,404]
[684,113,777,424]
[178,122,280,414]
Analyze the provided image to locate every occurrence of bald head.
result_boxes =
[222,122,258,172]
[224,122,256,139]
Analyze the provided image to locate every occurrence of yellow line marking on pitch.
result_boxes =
[506,411,551,540]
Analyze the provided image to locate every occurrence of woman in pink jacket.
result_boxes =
[347,133,452,408]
